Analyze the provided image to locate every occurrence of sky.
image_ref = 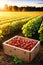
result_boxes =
[0,0,43,8]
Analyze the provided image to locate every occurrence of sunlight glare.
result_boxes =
[0,1,4,9]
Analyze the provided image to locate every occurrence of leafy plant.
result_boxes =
[38,22,43,42]
[13,55,22,64]
[22,16,42,37]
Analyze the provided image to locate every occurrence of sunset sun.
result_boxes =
[0,1,5,9]
[0,5,4,9]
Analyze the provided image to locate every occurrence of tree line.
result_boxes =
[1,4,43,11]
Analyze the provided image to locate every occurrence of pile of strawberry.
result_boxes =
[6,36,37,51]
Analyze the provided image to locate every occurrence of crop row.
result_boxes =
[0,16,43,43]
[22,16,42,37]
[0,16,36,25]
[22,16,43,42]
[0,16,35,41]
[38,22,43,42]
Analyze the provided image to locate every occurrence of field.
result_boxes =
[0,11,43,43]
[0,12,43,19]
[0,12,43,65]
[0,11,43,23]
[0,12,43,23]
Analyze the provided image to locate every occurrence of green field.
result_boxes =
[0,12,43,43]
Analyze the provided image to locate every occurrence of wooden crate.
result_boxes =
[2,36,40,62]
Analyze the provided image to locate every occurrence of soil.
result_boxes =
[0,46,43,65]
[0,31,43,65]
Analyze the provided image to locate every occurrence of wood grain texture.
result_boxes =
[0,45,43,65]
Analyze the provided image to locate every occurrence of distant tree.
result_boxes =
[4,4,9,11]
[3,5,43,11]
[12,6,14,11]
[8,6,12,11]
[13,6,18,11]
[19,7,24,11]
[22,8,25,11]
[41,7,43,11]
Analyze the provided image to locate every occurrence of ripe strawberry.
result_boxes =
[6,36,37,51]
[20,43,25,47]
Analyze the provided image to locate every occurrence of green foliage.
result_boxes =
[0,23,13,36]
[38,22,43,42]
[0,16,41,42]
[22,16,42,37]
[0,30,3,41]
[11,18,29,30]
[13,55,22,64]
[0,17,30,41]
